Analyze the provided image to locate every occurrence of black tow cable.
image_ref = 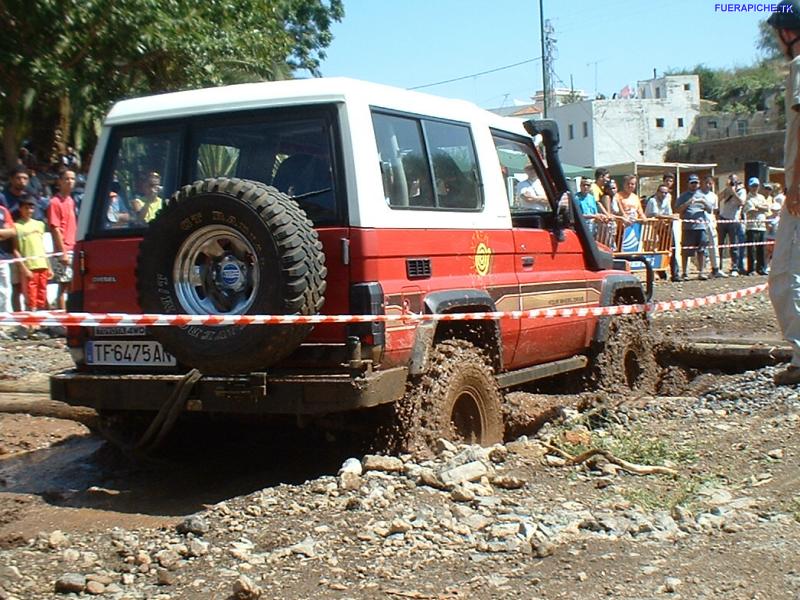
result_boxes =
[135,368,202,453]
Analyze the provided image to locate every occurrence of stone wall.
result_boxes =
[665,130,785,173]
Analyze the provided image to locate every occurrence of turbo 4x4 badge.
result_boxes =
[473,234,492,276]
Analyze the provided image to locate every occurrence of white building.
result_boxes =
[550,75,701,167]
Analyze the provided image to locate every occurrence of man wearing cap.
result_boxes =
[743,177,770,275]
[767,1,800,385]
[675,174,713,280]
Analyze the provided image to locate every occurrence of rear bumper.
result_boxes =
[50,367,408,415]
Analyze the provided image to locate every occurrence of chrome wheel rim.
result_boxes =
[173,225,259,315]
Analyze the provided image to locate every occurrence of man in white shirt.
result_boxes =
[515,164,550,211]
[700,175,726,278]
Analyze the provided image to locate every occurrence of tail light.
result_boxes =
[348,282,385,350]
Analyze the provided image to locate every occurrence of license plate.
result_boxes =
[86,341,176,366]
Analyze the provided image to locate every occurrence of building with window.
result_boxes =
[550,75,700,167]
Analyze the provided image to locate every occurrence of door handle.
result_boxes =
[521,256,535,268]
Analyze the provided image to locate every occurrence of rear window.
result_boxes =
[94,108,340,234]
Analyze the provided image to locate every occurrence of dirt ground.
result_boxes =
[1,274,799,599]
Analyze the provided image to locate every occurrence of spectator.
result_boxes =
[575,177,612,236]
[13,193,51,312]
[700,175,727,278]
[131,171,164,223]
[767,0,800,385]
[590,168,610,202]
[2,165,45,221]
[675,174,713,280]
[645,183,680,281]
[0,203,15,315]
[48,169,78,310]
[61,146,81,172]
[600,180,618,214]
[614,175,645,223]
[661,172,676,209]
[717,174,746,276]
[743,177,771,275]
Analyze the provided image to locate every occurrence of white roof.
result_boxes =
[105,77,526,134]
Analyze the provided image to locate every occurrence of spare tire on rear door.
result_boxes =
[136,178,327,374]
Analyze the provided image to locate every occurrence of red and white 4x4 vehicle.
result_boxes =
[52,78,654,452]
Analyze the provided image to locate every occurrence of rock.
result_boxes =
[663,577,682,593]
[338,472,362,490]
[157,568,177,586]
[388,518,413,535]
[187,538,209,557]
[338,457,363,475]
[362,454,404,473]
[155,548,181,569]
[435,438,458,454]
[177,514,210,536]
[62,548,80,562]
[232,575,262,599]
[419,468,446,489]
[54,573,86,594]
[767,448,784,460]
[48,530,69,549]
[439,461,489,486]
[531,539,555,558]
[545,455,566,467]
[563,429,591,446]
[491,474,525,490]
[85,580,105,595]
[290,537,317,558]
[450,485,476,502]
[488,445,509,463]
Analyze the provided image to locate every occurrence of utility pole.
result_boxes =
[539,0,547,117]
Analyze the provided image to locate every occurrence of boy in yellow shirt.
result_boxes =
[13,194,52,311]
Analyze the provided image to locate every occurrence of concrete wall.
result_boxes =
[550,100,596,166]
[552,75,700,167]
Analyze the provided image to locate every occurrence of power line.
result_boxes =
[408,57,543,91]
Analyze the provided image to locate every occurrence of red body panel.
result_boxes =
[75,224,610,373]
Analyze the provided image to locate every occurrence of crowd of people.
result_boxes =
[576,168,785,282]
[0,146,84,338]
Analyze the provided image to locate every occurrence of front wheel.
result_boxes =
[396,339,504,456]
[591,315,658,394]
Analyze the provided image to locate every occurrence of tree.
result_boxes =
[0,0,344,170]
[757,19,782,60]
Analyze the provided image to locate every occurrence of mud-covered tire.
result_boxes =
[396,339,504,456]
[591,315,658,394]
[136,178,326,374]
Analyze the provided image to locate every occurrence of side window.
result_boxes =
[101,131,180,230]
[372,112,433,208]
[424,120,482,210]
[371,111,482,211]
[492,133,552,213]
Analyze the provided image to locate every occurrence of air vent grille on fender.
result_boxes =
[406,258,432,279]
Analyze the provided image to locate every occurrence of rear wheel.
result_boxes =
[396,339,504,456]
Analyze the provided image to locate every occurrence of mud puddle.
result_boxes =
[0,417,373,539]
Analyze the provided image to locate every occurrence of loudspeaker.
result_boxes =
[744,161,768,184]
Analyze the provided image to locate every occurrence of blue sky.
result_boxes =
[320,0,773,109]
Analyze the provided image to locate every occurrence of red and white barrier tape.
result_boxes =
[0,284,768,328]
[680,240,775,251]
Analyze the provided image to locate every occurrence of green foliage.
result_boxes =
[0,0,344,167]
